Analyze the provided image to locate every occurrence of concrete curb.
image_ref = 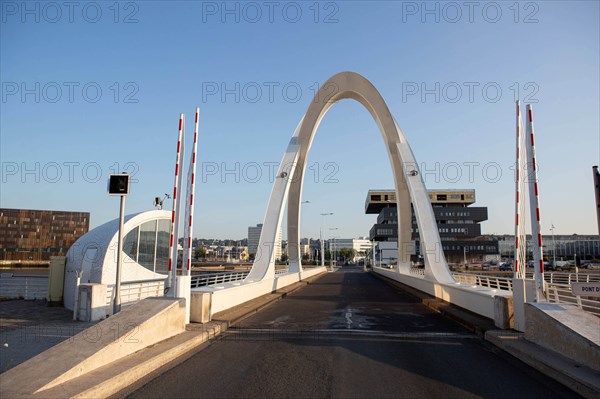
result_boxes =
[370,271,495,335]
[43,322,228,399]
[371,270,599,398]
[486,330,600,399]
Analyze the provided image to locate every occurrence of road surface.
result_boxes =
[125,266,579,399]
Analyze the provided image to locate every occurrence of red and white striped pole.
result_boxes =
[167,114,185,294]
[525,104,544,299]
[513,101,527,279]
[182,108,199,275]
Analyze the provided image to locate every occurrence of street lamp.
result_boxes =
[329,228,338,268]
[320,212,333,268]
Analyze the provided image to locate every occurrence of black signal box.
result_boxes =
[108,174,130,195]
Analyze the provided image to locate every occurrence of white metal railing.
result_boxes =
[0,273,48,300]
[543,272,600,285]
[545,283,600,316]
[452,272,513,292]
[374,267,600,316]
[105,278,165,307]
[409,267,425,278]
[190,271,249,288]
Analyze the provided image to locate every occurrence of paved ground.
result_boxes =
[125,266,581,399]
[0,300,95,372]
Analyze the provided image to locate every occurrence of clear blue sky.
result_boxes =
[1,1,599,240]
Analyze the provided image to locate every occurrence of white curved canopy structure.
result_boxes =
[247,71,454,285]
[64,210,170,309]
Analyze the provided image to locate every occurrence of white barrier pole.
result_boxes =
[182,108,199,276]
[525,104,545,300]
[513,101,527,280]
[167,114,185,296]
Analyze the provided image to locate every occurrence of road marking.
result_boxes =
[345,308,353,329]
[225,328,475,340]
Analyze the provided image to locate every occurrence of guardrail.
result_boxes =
[546,283,600,316]
[376,267,600,317]
[409,267,425,277]
[0,273,48,300]
[543,272,600,285]
[452,272,513,292]
[105,278,166,307]
[190,271,249,288]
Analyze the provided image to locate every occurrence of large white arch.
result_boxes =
[246,72,454,285]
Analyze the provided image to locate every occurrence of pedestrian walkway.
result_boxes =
[0,300,95,372]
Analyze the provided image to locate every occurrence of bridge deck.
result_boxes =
[126,266,580,399]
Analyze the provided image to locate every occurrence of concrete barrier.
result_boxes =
[193,267,327,318]
[372,267,512,324]
[525,302,600,372]
[0,297,186,398]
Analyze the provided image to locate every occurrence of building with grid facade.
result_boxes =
[0,208,89,262]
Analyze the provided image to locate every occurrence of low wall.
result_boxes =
[0,274,48,300]
[0,297,186,398]
[194,267,327,316]
[372,267,511,322]
[525,302,600,372]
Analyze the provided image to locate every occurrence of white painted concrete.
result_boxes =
[0,298,185,397]
[194,267,327,315]
[373,266,511,321]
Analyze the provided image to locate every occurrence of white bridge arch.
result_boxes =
[199,72,509,322]
[246,71,454,285]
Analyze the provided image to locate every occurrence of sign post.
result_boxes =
[108,173,130,314]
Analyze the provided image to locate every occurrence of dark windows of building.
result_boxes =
[138,221,157,271]
[156,219,170,274]
[123,226,139,261]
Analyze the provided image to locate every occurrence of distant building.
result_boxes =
[496,234,600,261]
[365,189,498,264]
[329,238,372,254]
[247,223,282,260]
[0,208,90,262]
[329,238,372,262]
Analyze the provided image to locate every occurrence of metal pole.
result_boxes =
[73,270,81,321]
[320,213,332,268]
[320,230,324,268]
[593,166,600,238]
[113,195,125,314]
[551,224,556,268]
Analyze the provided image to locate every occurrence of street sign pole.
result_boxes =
[108,173,130,315]
[114,194,125,314]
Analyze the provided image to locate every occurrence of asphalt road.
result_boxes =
[125,266,580,399]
